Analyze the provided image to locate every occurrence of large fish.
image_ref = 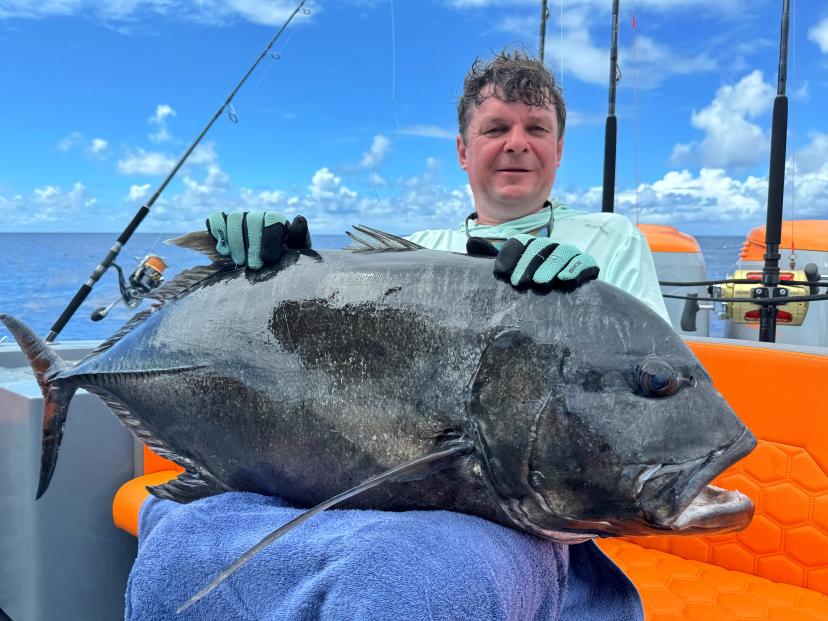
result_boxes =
[2,228,755,607]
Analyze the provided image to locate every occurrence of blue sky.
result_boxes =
[0,0,827,236]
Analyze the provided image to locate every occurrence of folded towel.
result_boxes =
[126,492,642,621]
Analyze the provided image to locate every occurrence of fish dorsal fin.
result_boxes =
[346,225,425,252]
[177,437,474,613]
[166,230,229,263]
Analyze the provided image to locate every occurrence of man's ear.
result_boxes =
[457,134,468,171]
[556,137,564,168]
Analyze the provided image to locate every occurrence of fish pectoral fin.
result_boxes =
[147,468,229,503]
[176,437,475,614]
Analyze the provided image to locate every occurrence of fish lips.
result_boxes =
[637,427,757,534]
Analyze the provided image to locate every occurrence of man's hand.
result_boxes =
[489,234,599,290]
[206,211,311,270]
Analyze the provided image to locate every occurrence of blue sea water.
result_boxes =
[0,233,742,343]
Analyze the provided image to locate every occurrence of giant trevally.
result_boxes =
[1,228,755,607]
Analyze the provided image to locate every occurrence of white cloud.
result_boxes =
[671,70,774,169]
[358,135,391,169]
[809,17,828,54]
[57,132,84,152]
[117,148,176,175]
[799,133,828,175]
[397,125,457,140]
[309,167,356,199]
[57,132,109,158]
[89,138,109,156]
[559,131,828,226]
[148,103,175,143]
[1,181,100,224]
[127,183,151,202]
[0,0,318,26]
[489,8,714,88]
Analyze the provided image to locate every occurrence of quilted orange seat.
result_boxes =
[599,539,828,620]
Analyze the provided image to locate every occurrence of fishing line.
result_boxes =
[788,0,798,268]
[560,0,563,87]
[236,11,306,118]
[390,0,401,131]
[632,1,640,226]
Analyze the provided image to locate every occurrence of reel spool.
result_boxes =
[715,269,810,326]
[91,254,167,321]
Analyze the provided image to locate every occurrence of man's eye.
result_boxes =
[530,126,549,133]
[484,127,505,135]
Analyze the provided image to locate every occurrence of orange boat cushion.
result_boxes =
[112,470,181,537]
[637,224,702,254]
[599,539,828,621]
[621,341,828,595]
[143,445,183,475]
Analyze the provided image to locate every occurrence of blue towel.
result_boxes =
[126,492,642,621]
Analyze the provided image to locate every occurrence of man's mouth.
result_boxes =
[497,168,531,173]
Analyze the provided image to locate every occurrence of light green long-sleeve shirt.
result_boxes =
[407,203,671,323]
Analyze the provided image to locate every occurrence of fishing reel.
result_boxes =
[91,255,168,322]
[712,266,819,326]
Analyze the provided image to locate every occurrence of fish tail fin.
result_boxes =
[0,314,75,499]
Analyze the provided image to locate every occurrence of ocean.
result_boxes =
[0,233,743,343]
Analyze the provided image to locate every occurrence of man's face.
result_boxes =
[457,88,563,224]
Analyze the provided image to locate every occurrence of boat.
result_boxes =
[2,1,827,620]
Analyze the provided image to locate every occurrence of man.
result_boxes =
[206,51,668,322]
[128,51,654,620]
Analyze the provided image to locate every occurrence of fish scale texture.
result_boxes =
[622,439,828,594]
[598,539,828,620]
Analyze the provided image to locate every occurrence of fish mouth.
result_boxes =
[637,427,757,534]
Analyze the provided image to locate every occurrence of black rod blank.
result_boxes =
[601,0,620,213]
[759,0,791,343]
[538,0,550,63]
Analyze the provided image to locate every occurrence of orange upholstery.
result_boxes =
[624,340,828,593]
[739,220,828,260]
[622,440,828,593]
[637,224,702,254]
[599,539,828,620]
[112,470,181,536]
[142,445,183,475]
[597,340,828,619]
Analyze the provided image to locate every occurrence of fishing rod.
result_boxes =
[538,0,550,63]
[601,0,620,213]
[44,0,311,343]
[757,0,791,343]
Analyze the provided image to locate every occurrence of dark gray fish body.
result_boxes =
[1,243,755,541]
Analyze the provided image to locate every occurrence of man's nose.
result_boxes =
[503,127,530,152]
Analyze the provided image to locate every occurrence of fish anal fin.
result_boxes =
[177,437,475,613]
[147,469,228,503]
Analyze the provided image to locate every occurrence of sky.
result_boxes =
[0,0,827,236]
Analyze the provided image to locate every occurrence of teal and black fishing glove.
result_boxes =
[206,211,311,270]
[487,234,600,290]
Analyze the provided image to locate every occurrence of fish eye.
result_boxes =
[636,358,680,398]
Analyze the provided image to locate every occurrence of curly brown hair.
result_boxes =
[457,49,566,144]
